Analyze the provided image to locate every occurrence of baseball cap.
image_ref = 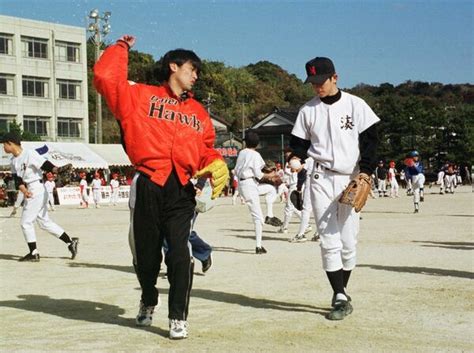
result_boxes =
[409,150,419,157]
[0,131,21,145]
[304,57,336,84]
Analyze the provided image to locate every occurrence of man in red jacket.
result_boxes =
[94,35,228,340]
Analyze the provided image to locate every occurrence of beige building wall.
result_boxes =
[0,15,89,142]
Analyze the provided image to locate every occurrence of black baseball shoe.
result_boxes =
[68,238,79,260]
[264,216,283,227]
[420,195,424,202]
[18,253,40,262]
[326,299,353,320]
[201,254,213,273]
[256,246,267,254]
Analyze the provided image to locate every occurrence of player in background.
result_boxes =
[289,157,317,243]
[79,172,89,208]
[404,151,425,213]
[1,131,78,262]
[91,172,102,208]
[44,172,56,211]
[290,56,380,321]
[234,131,283,254]
[374,160,388,197]
[387,161,399,198]
[109,173,120,206]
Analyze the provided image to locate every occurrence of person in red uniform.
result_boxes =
[94,35,228,340]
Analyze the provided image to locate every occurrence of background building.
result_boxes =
[0,15,89,142]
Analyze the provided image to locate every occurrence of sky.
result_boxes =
[0,0,472,88]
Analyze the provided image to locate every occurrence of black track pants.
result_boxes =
[130,171,196,320]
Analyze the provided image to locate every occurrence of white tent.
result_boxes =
[88,144,131,166]
[0,141,109,169]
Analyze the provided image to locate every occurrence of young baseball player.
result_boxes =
[44,172,56,211]
[290,57,380,320]
[279,159,302,234]
[387,161,399,198]
[109,173,120,206]
[404,151,425,213]
[1,131,79,262]
[79,172,88,208]
[375,160,388,197]
[94,34,228,339]
[91,172,102,208]
[289,157,316,243]
[234,131,283,254]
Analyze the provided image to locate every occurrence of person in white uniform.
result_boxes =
[44,172,56,211]
[234,132,283,254]
[91,172,102,208]
[109,173,120,206]
[79,172,89,208]
[289,157,318,243]
[290,57,380,321]
[387,161,399,198]
[279,160,302,234]
[1,131,79,262]
[404,151,425,213]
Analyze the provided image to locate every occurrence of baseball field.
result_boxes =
[0,186,472,352]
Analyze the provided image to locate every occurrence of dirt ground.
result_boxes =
[0,185,472,353]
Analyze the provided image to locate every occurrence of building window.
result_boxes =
[0,74,15,95]
[22,76,49,98]
[57,79,81,100]
[57,117,81,138]
[0,115,15,133]
[21,36,48,59]
[23,116,49,136]
[55,41,80,63]
[0,33,13,55]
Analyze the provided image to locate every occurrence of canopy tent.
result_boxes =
[88,144,131,166]
[0,142,109,170]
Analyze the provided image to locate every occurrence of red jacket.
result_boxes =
[93,42,222,186]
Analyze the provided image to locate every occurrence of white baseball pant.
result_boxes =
[310,166,359,272]
[238,179,277,247]
[412,174,425,203]
[21,181,64,243]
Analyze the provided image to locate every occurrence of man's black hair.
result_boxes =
[155,49,202,82]
[245,131,259,148]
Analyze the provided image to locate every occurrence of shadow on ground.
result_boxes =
[0,295,169,337]
[359,264,474,279]
[412,241,474,251]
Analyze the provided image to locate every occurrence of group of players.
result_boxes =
[2,33,469,341]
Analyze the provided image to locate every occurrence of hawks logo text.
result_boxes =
[148,96,203,132]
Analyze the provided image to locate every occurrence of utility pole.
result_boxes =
[88,9,111,144]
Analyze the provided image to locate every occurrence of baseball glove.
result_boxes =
[339,173,371,212]
[259,171,282,187]
[290,190,303,211]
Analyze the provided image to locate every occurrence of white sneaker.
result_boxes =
[136,296,160,326]
[304,225,313,234]
[278,227,288,234]
[169,319,189,339]
[289,234,307,243]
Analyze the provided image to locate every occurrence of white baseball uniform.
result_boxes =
[281,165,302,231]
[292,91,380,271]
[234,148,277,248]
[388,167,399,197]
[10,149,64,243]
[296,157,314,236]
[79,178,88,206]
[110,179,120,205]
[44,180,56,210]
[91,178,102,207]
